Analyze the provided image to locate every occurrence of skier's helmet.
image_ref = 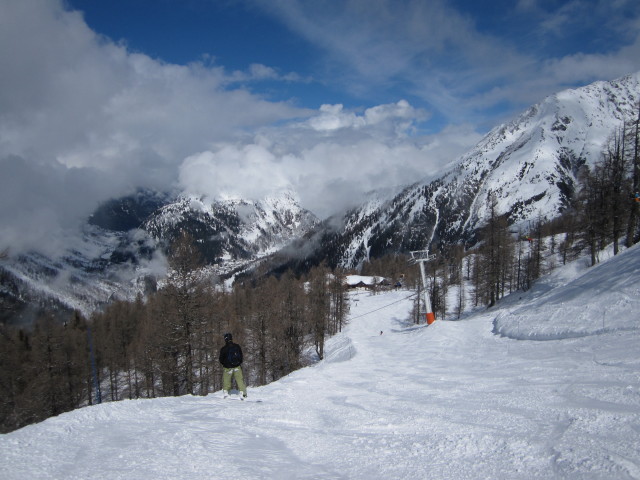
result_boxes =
[223,332,232,342]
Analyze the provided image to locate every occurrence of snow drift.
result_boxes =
[493,245,640,340]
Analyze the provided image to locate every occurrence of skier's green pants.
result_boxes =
[223,367,247,395]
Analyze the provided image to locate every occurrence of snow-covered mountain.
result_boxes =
[0,189,318,324]
[144,190,318,264]
[2,240,638,479]
[0,224,162,325]
[304,72,640,268]
[2,72,639,323]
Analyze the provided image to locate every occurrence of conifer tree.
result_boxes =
[476,194,514,307]
[158,231,211,395]
[328,268,348,334]
[0,325,29,432]
[307,263,329,360]
[626,102,640,247]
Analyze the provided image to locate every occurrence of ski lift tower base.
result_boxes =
[410,250,436,325]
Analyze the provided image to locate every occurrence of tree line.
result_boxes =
[0,233,349,433]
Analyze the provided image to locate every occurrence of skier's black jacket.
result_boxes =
[219,342,243,368]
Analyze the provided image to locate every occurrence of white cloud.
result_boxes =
[0,155,116,256]
[0,1,306,164]
[307,100,426,133]
[0,0,306,255]
[228,63,308,84]
[254,0,640,124]
[178,104,480,218]
[308,104,365,131]
[178,144,292,202]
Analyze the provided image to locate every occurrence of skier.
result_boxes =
[219,333,247,399]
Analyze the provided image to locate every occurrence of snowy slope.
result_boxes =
[494,245,640,340]
[457,72,639,231]
[2,244,639,479]
[314,72,640,268]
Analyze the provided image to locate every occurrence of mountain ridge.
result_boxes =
[2,72,639,322]
[0,189,318,324]
[298,71,640,269]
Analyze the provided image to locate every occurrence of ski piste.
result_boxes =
[217,392,263,403]
[1,243,639,479]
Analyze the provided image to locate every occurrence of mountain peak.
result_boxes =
[300,72,640,268]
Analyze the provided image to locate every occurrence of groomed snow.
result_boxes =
[2,245,639,479]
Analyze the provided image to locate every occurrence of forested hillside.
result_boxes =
[0,234,349,433]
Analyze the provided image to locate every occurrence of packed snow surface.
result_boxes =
[2,246,640,479]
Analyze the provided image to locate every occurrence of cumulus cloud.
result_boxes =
[0,0,305,255]
[178,143,292,202]
[0,0,471,257]
[288,122,481,216]
[307,100,426,134]
[178,103,479,218]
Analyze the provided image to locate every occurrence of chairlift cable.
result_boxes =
[349,292,417,321]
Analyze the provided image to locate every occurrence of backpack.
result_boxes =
[226,344,242,367]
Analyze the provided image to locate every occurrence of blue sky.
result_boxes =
[67,0,640,129]
[1,0,640,253]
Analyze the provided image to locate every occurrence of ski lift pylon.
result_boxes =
[409,250,436,324]
[409,250,436,264]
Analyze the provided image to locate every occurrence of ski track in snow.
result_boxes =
[2,247,640,479]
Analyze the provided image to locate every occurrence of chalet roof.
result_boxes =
[345,275,390,286]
